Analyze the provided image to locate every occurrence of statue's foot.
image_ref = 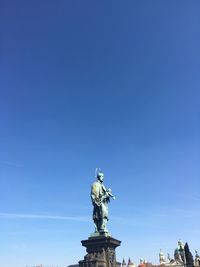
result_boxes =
[100,228,109,234]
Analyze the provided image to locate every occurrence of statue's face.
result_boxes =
[98,173,104,182]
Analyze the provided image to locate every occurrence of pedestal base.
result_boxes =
[79,235,121,267]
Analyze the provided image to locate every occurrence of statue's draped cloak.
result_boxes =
[91,181,108,221]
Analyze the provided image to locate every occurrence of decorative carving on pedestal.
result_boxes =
[108,247,115,266]
[79,236,121,267]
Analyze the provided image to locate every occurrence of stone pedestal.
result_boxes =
[79,236,121,267]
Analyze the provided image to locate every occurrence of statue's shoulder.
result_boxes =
[91,181,101,190]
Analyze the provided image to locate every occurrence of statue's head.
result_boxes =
[97,172,104,182]
[178,240,184,249]
[159,249,164,256]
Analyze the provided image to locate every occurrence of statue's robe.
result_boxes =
[91,181,108,223]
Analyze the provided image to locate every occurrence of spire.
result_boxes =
[122,258,126,267]
[128,258,133,265]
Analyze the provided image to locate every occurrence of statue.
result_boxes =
[195,251,200,266]
[159,249,166,264]
[91,168,115,235]
[174,240,186,265]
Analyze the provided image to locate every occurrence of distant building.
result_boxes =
[127,258,136,267]
[157,240,199,267]
[122,258,127,267]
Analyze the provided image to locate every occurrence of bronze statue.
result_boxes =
[91,169,115,235]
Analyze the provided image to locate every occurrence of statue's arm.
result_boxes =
[91,183,100,205]
[91,192,97,203]
[102,185,115,200]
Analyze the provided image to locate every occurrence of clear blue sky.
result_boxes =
[0,1,200,267]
